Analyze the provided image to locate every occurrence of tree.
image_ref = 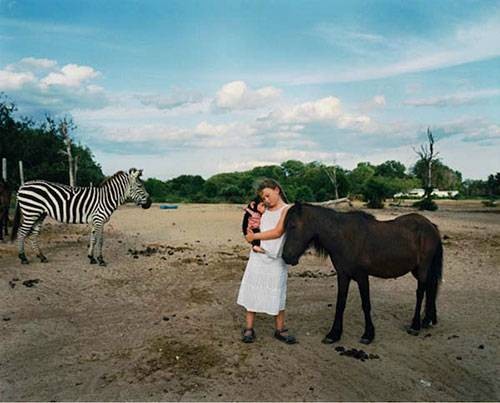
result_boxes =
[413,160,462,190]
[487,173,500,197]
[413,128,439,210]
[59,118,78,186]
[0,97,104,188]
[347,162,375,197]
[414,128,439,198]
[374,160,407,178]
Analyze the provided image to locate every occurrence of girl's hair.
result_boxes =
[256,178,289,203]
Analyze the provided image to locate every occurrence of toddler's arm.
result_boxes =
[246,205,290,242]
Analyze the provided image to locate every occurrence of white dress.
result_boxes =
[237,204,289,315]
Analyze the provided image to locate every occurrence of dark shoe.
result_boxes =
[242,328,256,343]
[274,328,297,344]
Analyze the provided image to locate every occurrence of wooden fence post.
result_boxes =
[19,161,24,185]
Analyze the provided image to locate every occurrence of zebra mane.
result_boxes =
[98,171,127,187]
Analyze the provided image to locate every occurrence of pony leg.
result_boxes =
[423,243,442,327]
[29,215,48,263]
[408,279,425,335]
[323,272,350,344]
[356,273,375,344]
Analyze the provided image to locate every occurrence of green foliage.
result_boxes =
[347,162,375,197]
[412,159,462,190]
[0,97,104,188]
[374,160,407,178]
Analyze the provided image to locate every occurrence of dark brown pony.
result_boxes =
[0,179,12,241]
[282,203,443,344]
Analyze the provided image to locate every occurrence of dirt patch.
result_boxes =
[0,201,498,401]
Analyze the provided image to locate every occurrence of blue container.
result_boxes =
[160,204,178,210]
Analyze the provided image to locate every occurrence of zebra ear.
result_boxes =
[129,168,140,178]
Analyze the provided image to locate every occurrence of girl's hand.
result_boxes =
[245,229,255,243]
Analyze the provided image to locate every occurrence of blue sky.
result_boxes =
[1,0,499,180]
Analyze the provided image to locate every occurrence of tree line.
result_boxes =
[143,158,487,207]
[1,97,498,207]
[0,97,104,188]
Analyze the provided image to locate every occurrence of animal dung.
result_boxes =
[334,346,380,361]
[22,279,40,288]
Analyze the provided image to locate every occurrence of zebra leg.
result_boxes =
[17,213,40,264]
[95,226,107,266]
[29,215,48,263]
[88,226,98,264]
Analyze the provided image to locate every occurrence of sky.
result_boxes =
[1,0,499,180]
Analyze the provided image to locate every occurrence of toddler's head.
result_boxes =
[248,196,265,215]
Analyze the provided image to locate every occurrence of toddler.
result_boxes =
[242,196,266,253]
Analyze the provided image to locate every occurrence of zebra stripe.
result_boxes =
[13,169,151,265]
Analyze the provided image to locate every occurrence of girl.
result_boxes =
[236,179,296,344]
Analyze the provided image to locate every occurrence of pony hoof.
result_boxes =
[359,337,373,345]
[322,336,340,344]
[406,327,420,336]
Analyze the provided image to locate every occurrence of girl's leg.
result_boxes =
[242,311,256,343]
[245,311,256,330]
[274,310,296,344]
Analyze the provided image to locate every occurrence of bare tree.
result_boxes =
[58,118,78,187]
[323,163,339,200]
[414,128,439,199]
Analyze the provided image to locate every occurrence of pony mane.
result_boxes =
[310,236,329,259]
[286,203,376,259]
[99,171,127,187]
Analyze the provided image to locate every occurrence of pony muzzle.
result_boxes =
[283,255,299,266]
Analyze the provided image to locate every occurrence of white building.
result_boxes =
[393,188,459,198]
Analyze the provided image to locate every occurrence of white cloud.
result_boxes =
[264,96,372,132]
[0,69,35,90]
[18,57,57,70]
[99,125,191,142]
[138,88,204,110]
[40,64,100,88]
[404,89,500,107]
[214,80,281,111]
[0,58,107,113]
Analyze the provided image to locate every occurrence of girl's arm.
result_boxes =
[246,205,290,242]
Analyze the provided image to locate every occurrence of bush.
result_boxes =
[362,177,395,209]
[413,197,438,211]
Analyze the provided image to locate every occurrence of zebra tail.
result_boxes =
[11,202,21,243]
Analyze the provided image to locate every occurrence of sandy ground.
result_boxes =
[0,201,499,401]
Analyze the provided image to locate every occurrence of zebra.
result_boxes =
[11,168,152,266]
